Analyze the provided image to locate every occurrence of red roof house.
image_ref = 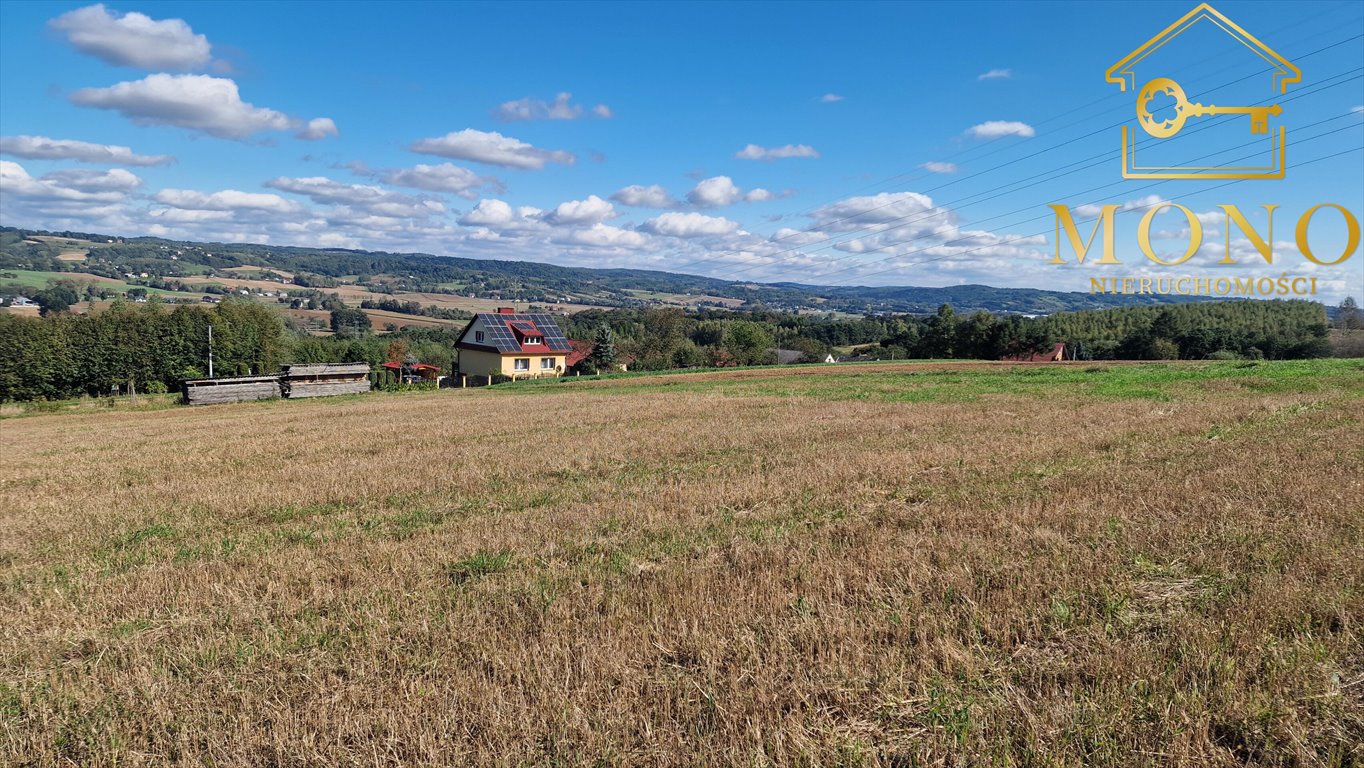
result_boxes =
[454,308,573,381]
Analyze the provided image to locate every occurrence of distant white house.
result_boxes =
[9,296,36,307]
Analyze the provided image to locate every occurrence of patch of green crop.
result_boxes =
[444,549,514,585]
[498,360,1361,406]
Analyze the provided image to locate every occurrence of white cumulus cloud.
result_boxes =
[770,227,828,245]
[820,93,844,103]
[49,4,211,70]
[153,188,303,214]
[610,184,675,208]
[44,167,142,193]
[0,134,173,166]
[545,195,616,225]
[457,199,517,227]
[0,161,139,203]
[553,223,648,248]
[642,212,740,238]
[966,121,1035,139]
[687,176,743,207]
[920,161,957,174]
[296,117,338,141]
[492,92,612,122]
[264,176,443,218]
[411,129,575,170]
[69,74,293,140]
[977,69,1012,80]
[809,191,946,233]
[735,143,820,161]
[376,162,502,198]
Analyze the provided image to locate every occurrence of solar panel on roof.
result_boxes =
[477,314,520,352]
[465,312,571,352]
[528,314,571,351]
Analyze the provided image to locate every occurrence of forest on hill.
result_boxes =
[2,226,1208,315]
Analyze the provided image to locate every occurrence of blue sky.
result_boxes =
[1,1,1360,300]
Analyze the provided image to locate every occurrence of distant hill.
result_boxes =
[1,226,1205,316]
[772,283,1206,314]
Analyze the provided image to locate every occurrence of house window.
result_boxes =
[527,336,542,345]
[540,357,555,370]
[475,331,484,343]
[513,358,530,371]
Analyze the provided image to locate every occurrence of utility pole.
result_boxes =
[208,324,215,378]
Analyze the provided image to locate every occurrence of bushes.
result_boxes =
[370,369,439,392]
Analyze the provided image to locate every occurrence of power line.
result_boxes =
[815,137,1364,289]
[661,29,1364,277]
[703,71,1362,282]
[755,10,1363,238]
[838,20,1364,204]
[724,93,1362,282]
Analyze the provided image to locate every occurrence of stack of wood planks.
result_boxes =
[280,363,372,399]
[182,375,283,405]
[182,363,372,405]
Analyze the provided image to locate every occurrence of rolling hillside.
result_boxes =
[2,226,1204,316]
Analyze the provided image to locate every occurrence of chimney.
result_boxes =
[497,307,516,314]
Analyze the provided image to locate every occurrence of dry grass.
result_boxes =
[1,361,1361,766]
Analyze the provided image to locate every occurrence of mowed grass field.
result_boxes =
[1,360,1362,766]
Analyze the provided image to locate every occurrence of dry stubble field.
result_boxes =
[1,360,1362,766]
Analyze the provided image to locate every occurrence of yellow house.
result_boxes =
[455,308,571,382]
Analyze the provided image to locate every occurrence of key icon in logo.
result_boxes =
[1137,77,1282,139]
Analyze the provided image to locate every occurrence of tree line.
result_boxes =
[0,299,458,402]
[0,295,1349,402]
[563,299,1339,371]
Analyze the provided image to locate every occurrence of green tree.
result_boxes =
[919,304,958,358]
[723,320,774,366]
[1339,297,1361,330]
[33,285,79,316]
[329,307,371,338]
[589,325,618,370]
[956,311,997,358]
[635,308,685,369]
[1149,338,1181,360]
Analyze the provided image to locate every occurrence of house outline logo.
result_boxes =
[1106,3,1301,180]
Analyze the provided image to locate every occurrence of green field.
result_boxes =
[2,359,1361,765]
[0,269,72,289]
[0,269,204,300]
[510,359,1364,403]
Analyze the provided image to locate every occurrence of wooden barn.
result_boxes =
[182,375,283,405]
[1002,343,1068,363]
[280,363,372,398]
